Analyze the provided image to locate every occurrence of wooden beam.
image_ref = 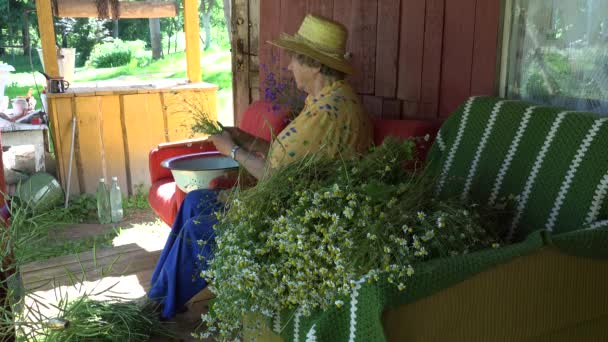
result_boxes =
[55,0,178,19]
[36,0,60,78]
[183,0,201,82]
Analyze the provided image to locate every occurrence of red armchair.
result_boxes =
[148,101,290,226]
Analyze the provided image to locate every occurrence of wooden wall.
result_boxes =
[252,0,502,121]
[48,86,217,195]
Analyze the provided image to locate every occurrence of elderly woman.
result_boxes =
[148,14,372,319]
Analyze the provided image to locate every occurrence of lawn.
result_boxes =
[3,49,233,124]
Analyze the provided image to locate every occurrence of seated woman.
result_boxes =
[148,14,373,319]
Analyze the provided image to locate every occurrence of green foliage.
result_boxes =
[200,139,507,339]
[0,0,35,56]
[53,194,99,223]
[88,39,133,68]
[62,18,111,67]
[125,184,150,212]
[117,19,152,45]
[1,198,172,339]
[523,46,607,102]
[42,295,176,341]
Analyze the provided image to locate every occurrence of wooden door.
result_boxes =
[231,0,260,124]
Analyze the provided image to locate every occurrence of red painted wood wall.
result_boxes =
[258,0,501,120]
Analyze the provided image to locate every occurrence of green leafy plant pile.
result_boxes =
[41,295,175,342]
[199,138,509,339]
[88,39,146,68]
[184,94,224,136]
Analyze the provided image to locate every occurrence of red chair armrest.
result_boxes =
[148,138,217,183]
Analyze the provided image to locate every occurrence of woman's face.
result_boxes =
[288,56,317,93]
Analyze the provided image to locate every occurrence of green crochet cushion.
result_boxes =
[271,96,608,341]
[551,221,608,258]
[428,96,608,241]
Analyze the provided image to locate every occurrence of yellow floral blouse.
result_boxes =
[268,80,373,169]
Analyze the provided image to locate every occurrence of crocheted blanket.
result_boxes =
[273,96,608,341]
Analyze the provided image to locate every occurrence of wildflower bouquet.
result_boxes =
[198,138,508,340]
[261,63,307,119]
[177,93,223,136]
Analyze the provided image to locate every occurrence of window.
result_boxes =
[501,0,608,114]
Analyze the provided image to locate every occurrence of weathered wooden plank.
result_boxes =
[248,0,260,116]
[382,99,402,120]
[470,0,501,96]
[122,94,166,193]
[75,97,104,193]
[279,0,306,75]
[163,90,215,142]
[35,0,60,77]
[439,0,476,117]
[20,243,145,274]
[100,96,128,195]
[306,0,333,18]
[420,0,444,118]
[249,0,260,56]
[23,251,161,291]
[402,100,419,118]
[397,0,426,104]
[258,0,281,93]
[362,95,383,119]
[55,0,178,18]
[184,0,202,82]
[333,0,377,94]
[51,98,81,194]
[233,0,251,118]
[375,0,401,98]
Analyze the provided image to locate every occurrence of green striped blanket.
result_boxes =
[274,96,608,341]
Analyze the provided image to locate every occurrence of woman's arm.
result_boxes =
[224,127,271,155]
[208,131,271,180]
[232,148,269,180]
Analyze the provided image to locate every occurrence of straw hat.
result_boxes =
[267,15,353,75]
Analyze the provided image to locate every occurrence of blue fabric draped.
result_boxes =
[148,189,223,318]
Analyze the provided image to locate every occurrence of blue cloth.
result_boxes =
[148,189,223,318]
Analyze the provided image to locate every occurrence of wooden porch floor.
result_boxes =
[19,209,214,341]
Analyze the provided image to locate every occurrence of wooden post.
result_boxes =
[35,0,60,78]
[183,0,202,83]
[55,0,178,18]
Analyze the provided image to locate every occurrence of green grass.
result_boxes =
[0,51,44,73]
[3,49,232,117]
[11,191,153,264]
[71,50,232,90]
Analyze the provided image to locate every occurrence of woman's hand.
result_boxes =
[208,131,236,156]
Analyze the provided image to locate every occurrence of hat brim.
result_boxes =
[267,36,354,75]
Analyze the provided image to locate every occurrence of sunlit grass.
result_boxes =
[4,49,232,117]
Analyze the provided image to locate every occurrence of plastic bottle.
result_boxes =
[109,176,124,223]
[96,178,111,224]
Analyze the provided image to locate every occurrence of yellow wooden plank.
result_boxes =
[35,0,60,77]
[100,96,129,196]
[123,94,166,193]
[50,97,80,194]
[162,90,217,142]
[183,0,202,82]
[75,97,105,193]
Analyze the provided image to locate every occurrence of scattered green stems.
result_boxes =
[176,92,224,136]
[42,296,176,342]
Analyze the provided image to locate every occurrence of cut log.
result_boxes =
[55,0,178,19]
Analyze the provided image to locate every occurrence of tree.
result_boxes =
[149,0,162,60]
[0,0,34,56]
[149,18,162,59]
[200,0,217,51]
